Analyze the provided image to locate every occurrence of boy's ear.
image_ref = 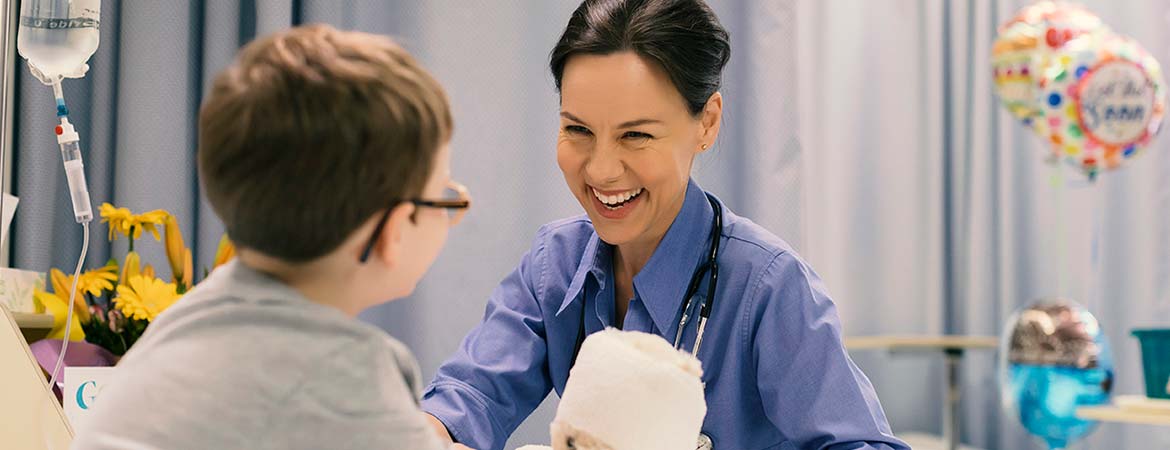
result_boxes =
[372,203,416,267]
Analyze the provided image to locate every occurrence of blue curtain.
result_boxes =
[12,1,1170,448]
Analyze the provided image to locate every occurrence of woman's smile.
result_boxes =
[589,185,645,219]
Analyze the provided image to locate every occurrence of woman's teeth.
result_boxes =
[592,187,644,209]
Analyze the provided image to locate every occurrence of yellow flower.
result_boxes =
[214,235,235,268]
[48,269,91,323]
[114,275,181,321]
[99,203,130,241]
[181,248,193,288]
[163,214,189,284]
[99,203,169,241]
[33,290,85,341]
[121,251,141,285]
[119,251,156,283]
[77,263,118,298]
[47,264,117,308]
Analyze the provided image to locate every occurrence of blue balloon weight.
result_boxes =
[1001,300,1113,449]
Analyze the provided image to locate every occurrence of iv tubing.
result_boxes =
[45,85,94,392]
[46,221,89,394]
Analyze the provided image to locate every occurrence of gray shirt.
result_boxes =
[72,261,447,450]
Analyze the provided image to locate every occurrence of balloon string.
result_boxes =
[1088,176,1102,313]
[1051,160,1067,298]
[1163,145,1170,317]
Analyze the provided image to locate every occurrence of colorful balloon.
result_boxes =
[1000,300,1113,450]
[1033,33,1166,177]
[993,1,1107,123]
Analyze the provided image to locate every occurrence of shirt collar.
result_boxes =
[555,179,716,334]
[632,179,715,336]
[208,260,341,316]
[556,231,610,316]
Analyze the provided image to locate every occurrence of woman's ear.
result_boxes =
[698,92,723,149]
[371,203,416,268]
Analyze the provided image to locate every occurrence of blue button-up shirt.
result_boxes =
[423,180,908,450]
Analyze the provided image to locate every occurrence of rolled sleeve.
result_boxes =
[422,228,554,450]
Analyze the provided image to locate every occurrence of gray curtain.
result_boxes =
[14,0,233,284]
[800,0,1170,448]
[13,1,1170,449]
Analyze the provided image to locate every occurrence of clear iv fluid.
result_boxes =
[17,0,100,80]
[61,142,91,223]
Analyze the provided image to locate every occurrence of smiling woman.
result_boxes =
[554,50,722,325]
[421,1,910,450]
[556,52,719,257]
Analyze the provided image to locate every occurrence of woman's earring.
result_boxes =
[701,144,709,150]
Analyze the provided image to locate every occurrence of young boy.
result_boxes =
[72,25,467,449]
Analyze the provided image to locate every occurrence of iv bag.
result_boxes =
[17,0,100,84]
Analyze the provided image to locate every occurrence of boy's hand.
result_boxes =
[425,412,477,449]
[426,413,455,444]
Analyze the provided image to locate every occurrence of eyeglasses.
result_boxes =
[359,181,472,263]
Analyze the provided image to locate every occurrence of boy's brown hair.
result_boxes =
[199,24,452,262]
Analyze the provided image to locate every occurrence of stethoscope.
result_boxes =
[672,192,721,355]
[569,193,722,450]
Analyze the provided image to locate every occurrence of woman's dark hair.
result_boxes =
[550,0,731,116]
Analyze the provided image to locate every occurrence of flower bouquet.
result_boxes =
[30,203,233,397]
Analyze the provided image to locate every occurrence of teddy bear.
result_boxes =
[516,328,707,450]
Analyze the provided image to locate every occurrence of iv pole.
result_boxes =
[0,0,15,267]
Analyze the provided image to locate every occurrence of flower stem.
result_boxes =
[117,332,127,355]
[128,225,136,252]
